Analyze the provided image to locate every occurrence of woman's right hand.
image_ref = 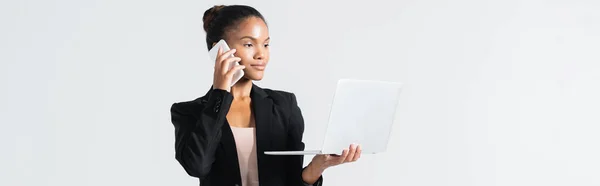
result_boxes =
[212,46,245,92]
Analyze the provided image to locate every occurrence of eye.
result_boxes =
[243,44,253,47]
[264,44,270,47]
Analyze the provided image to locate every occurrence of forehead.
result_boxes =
[226,16,269,39]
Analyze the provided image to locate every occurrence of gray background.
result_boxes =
[1,0,599,185]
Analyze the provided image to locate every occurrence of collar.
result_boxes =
[250,83,268,99]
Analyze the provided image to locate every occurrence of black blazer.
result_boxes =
[170,84,324,186]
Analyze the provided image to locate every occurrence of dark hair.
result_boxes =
[202,5,267,50]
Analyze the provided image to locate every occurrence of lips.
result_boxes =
[250,63,266,70]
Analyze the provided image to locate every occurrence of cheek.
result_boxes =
[265,50,270,60]
[235,49,254,64]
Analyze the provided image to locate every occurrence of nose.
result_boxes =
[254,47,265,60]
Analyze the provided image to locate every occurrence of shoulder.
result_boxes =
[170,96,206,116]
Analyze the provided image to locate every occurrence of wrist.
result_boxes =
[212,85,229,92]
[302,162,325,184]
[311,161,326,173]
[307,161,326,177]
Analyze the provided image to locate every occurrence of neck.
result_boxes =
[230,78,253,99]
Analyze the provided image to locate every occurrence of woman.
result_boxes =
[170,4,361,186]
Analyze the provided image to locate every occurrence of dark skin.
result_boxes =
[211,16,361,185]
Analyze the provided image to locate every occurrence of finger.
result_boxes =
[353,145,362,161]
[217,48,237,66]
[345,144,357,162]
[225,64,246,77]
[338,148,349,164]
[215,46,223,66]
[221,57,242,74]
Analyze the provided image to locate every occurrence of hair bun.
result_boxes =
[203,5,226,32]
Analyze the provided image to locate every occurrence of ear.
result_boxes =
[212,42,217,47]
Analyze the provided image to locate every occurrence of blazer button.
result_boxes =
[214,97,222,113]
[214,104,220,113]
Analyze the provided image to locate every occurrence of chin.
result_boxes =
[244,72,264,81]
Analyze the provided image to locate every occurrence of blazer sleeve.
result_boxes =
[286,93,324,186]
[170,89,233,178]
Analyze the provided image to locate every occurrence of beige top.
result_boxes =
[230,127,260,186]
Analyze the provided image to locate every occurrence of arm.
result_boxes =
[287,93,324,186]
[170,89,233,178]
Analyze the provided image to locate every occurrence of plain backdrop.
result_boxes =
[1,0,600,185]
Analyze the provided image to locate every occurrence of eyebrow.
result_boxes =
[239,36,270,42]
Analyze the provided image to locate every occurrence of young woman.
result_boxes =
[170,5,361,186]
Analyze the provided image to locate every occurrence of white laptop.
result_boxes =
[264,79,403,155]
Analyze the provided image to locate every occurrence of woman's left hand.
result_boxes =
[311,143,362,170]
[302,144,362,184]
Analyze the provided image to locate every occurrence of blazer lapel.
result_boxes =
[250,84,273,182]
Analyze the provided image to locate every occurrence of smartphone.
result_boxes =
[208,39,244,87]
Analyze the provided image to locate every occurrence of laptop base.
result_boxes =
[264,150,323,155]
